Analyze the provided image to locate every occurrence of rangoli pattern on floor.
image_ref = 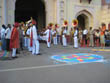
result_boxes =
[51,53,104,63]
[92,49,110,52]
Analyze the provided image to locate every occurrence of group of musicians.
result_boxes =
[18,18,107,57]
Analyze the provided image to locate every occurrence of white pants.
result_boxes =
[53,37,57,45]
[12,48,17,57]
[62,37,67,46]
[32,39,40,55]
[47,40,50,48]
[27,38,32,51]
[74,37,78,48]
[24,37,28,47]
[46,37,51,48]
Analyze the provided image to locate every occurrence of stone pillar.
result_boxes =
[0,0,2,27]
[45,0,55,26]
[2,0,7,25]
[7,0,16,25]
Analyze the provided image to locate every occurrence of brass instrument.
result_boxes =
[72,19,78,27]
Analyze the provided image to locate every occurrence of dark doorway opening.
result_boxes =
[77,14,86,30]
[15,0,45,29]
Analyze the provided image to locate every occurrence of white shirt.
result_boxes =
[1,27,6,39]
[63,29,67,35]
[74,30,78,37]
[44,29,50,38]
[83,29,88,35]
[26,28,30,36]
[5,27,12,39]
[95,32,100,37]
[31,25,38,40]
[52,30,56,35]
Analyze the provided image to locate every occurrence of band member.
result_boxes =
[30,20,40,55]
[62,20,68,47]
[24,24,28,48]
[62,26,67,46]
[44,26,52,48]
[74,27,78,48]
[26,23,32,52]
[20,22,26,47]
[52,25,58,45]
[10,22,19,58]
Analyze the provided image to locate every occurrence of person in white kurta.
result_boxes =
[5,24,12,51]
[52,28,58,45]
[62,27,67,46]
[44,27,51,48]
[26,27,32,52]
[74,27,78,48]
[83,29,88,46]
[31,24,40,55]
[1,25,6,50]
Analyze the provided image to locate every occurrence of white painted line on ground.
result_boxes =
[0,60,104,73]
[0,64,73,73]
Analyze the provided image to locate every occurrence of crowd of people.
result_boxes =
[69,24,110,48]
[0,18,110,59]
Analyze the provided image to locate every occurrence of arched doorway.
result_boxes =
[75,10,93,30]
[15,0,45,29]
[77,14,88,30]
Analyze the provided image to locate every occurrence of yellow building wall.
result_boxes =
[101,6,110,29]
[64,0,102,33]
[0,0,110,31]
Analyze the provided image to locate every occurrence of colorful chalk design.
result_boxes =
[51,53,104,63]
[92,49,110,52]
[0,51,8,59]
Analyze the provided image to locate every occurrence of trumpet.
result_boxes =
[72,19,78,27]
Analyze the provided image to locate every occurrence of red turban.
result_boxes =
[55,24,59,28]
[32,20,36,25]
[14,22,19,27]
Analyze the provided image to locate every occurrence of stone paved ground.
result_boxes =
[0,43,110,83]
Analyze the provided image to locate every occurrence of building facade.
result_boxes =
[0,0,110,33]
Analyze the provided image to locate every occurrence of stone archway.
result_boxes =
[6,0,56,28]
[77,14,87,30]
[75,10,93,29]
[15,0,46,29]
